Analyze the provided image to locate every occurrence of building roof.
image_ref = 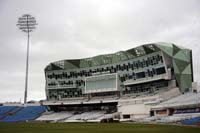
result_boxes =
[45,42,190,71]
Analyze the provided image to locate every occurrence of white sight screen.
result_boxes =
[85,73,117,93]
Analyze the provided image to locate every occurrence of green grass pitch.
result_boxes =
[0,123,200,133]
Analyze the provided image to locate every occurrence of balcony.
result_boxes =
[47,84,77,89]
[124,73,169,86]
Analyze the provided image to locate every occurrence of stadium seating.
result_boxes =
[63,111,106,122]
[140,113,200,124]
[36,111,74,122]
[157,92,200,107]
[37,111,89,122]
[84,111,106,120]
[0,106,18,120]
[181,116,200,125]
[67,112,92,120]
[0,106,46,122]
[0,106,16,115]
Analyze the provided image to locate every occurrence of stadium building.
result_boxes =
[2,42,199,124]
[41,42,193,121]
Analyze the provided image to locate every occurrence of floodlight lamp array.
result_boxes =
[17,14,38,33]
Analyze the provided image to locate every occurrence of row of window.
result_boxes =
[47,54,163,80]
[48,90,83,99]
[123,80,168,94]
[119,67,166,82]
[48,66,166,87]
[48,80,85,87]
[48,80,169,100]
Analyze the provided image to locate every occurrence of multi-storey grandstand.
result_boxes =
[1,42,200,125]
[40,42,195,121]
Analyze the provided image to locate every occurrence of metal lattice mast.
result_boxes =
[17,14,38,104]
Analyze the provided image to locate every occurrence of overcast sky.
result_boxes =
[0,0,199,102]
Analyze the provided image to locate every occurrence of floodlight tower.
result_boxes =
[17,14,38,104]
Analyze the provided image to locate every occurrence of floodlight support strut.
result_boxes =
[17,14,37,104]
[24,30,29,104]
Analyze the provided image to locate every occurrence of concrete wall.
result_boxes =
[118,103,152,119]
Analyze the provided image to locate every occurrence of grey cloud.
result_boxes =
[0,0,200,102]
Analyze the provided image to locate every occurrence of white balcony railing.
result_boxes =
[124,74,168,86]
